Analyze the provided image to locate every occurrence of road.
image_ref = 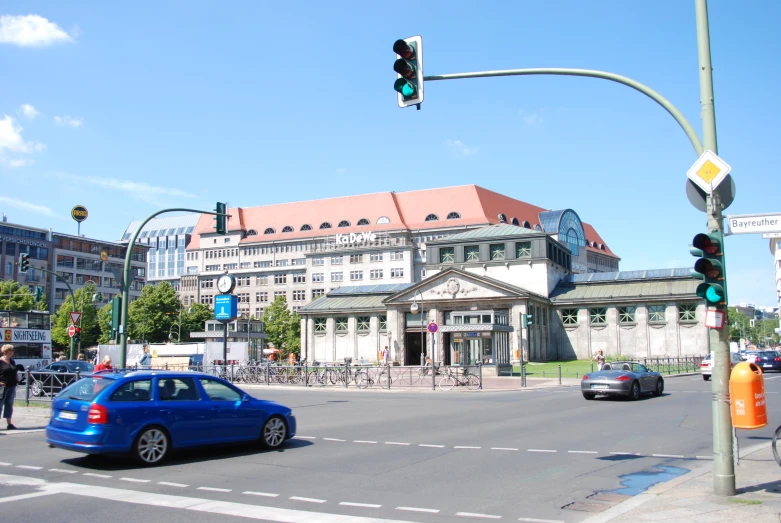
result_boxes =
[2,373,780,523]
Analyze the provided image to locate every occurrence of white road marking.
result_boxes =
[290,496,326,503]
[49,469,77,474]
[396,506,440,513]
[609,452,639,455]
[568,450,597,454]
[16,465,43,470]
[454,446,481,449]
[159,482,188,488]
[244,491,279,497]
[323,438,346,442]
[518,517,565,523]
[0,491,56,503]
[0,462,10,466]
[385,442,410,446]
[527,449,556,453]
[295,436,316,439]
[198,487,231,492]
[83,473,112,478]
[456,511,501,519]
[340,502,382,508]
[354,440,377,444]
[696,456,713,460]
[419,444,445,448]
[121,477,151,483]
[652,454,684,458]
[491,447,519,451]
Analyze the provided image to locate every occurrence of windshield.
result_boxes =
[66,362,95,372]
[60,377,114,401]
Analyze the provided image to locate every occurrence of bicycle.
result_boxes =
[355,367,392,389]
[438,366,480,391]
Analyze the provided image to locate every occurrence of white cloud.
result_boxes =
[19,104,39,119]
[54,115,84,127]
[0,14,73,47]
[446,139,478,156]
[0,196,55,216]
[57,173,197,205]
[0,115,45,168]
[7,158,34,168]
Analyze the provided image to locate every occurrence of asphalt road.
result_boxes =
[2,373,781,523]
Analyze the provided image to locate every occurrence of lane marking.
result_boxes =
[16,465,43,470]
[0,491,56,504]
[290,496,326,503]
[527,449,556,453]
[49,469,77,474]
[0,462,10,466]
[568,450,597,454]
[323,438,346,442]
[385,442,410,446]
[295,436,316,439]
[340,502,382,508]
[696,456,713,460]
[121,477,151,483]
[652,454,684,459]
[518,517,565,523]
[244,491,279,498]
[491,447,519,451]
[456,512,501,519]
[83,473,112,478]
[198,487,231,492]
[354,440,377,444]
[609,452,639,456]
[419,444,445,448]
[396,506,440,513]
[454,446,481,449]
[159,482,188,488]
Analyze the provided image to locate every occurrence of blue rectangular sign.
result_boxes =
[214,294,238,321]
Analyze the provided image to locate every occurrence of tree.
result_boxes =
[127,282,179,343]
[51,282,101,349]
[35,292,48,311]
[179,302,213,342]
[262,296,301,359]
[97,303,113,344]
[0,280,35,311]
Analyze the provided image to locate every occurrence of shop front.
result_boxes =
[441,309,513,374]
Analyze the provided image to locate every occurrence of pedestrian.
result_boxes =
[139,346,151,369]
[0,344,24,430]
[94,355,113,373]
[594,349,605,371]
[381,345,389,364]
[289,352,296,366]
[77,353,85,361]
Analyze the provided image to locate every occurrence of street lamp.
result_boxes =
[387,330,393,363]
[169,305,194,343]
[410,289,425,366]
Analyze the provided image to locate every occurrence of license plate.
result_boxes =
[764,364,773,367]
[591,384,609,390]
[59,411,77,420]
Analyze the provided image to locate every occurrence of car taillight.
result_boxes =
[87,404,108,424]
[775,358,781,362]
[700,362,708,367]
[582,375,588,380]
[755,357,761,364]
[616,375,630,381]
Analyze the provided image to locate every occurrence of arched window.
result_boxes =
[600,244,606,251]
[534,224,541,231]
[376,216,390,224]
[592,241,598,248]
[522,221,531,229]
[498,213,507,223]
[511,217,519,226]
[319,222,332,229]
[300,224,312,231]
[263,227,275,235]
[337,220,351,228]
[245,229,257,236]
[446,212,461,220]
[424,214,439,222]
[281,226,293,233]
[357,218,370,226]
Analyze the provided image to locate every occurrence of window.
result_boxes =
[370,253,383,262]
[357,218,370,226]
[561,309,578,325]
[490,244,505,260]
[511,217,519,226]
[439,247,455,263]
[350,270,363,281]
[618,306,636,324]
[370,269,383,280]
[376,216,390,224]
[256,292,268,302]
[292,273,306,283]
[256,275,268,285]
[237,293,250,303]
[199,379,241,402]
[390,268,404,278]
[158,378,199,401]
[498,213,507,223]
[424,213,439,222]
[274,291,286,300]
[274,273,287,284]
[379,315,387,331]
[314,318,327,332]
[516,241,531,258]
[350,254,363,264]
[300,224,312,231]
[281,226,293,233]
[312,289,325,299]
[390,251,404,261]
[357,316,370,331]
[201,279,214,289]
[246,229,257,236]
[292,258,306,266]
[335,317,348,332]
[678,304,697,322]
[293,290,306,301]
[312,257,325,266]
[338,220,351,228]
[331,272,343,282]
[648,305,666,322]
[446,212,461,220]
[275,259,288,267]
[331,256,343,265]
[255,260,272,268]
[312,273,324,282]
[589,308,607,325]
[465,245,480,262]
[110,379,152,402]
[319,222,332,229]
[263,228,275,235]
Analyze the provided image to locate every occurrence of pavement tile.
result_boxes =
[635,507,701,521]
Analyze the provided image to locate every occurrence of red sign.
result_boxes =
[427,322,438,333]
[69,311,82,324]
[67,325,76,337]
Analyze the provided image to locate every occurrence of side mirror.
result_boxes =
[242,393,250,402]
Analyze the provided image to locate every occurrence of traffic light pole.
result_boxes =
[118,207,229,369]
[38,267,77,360]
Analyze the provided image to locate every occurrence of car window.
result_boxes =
[199,379,241,402]
[111,379,152,402]
[632,364,648,373]
[157,377,200,401]
[60,377,114,401]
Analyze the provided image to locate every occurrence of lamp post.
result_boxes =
[168,305,193,343]
[410,289,424,366]
[387,330,393,363]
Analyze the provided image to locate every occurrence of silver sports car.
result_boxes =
[581,361,664,400]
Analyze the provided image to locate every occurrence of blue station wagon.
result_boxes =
[46,371,296,465]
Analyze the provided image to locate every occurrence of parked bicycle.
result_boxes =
[438,366,480,391]
[355,367,392,389]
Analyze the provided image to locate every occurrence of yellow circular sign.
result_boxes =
[100,251,108,262]
[71,205,88,223]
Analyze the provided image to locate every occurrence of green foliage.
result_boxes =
[35,292,48,311]
[179,302,212,342]
[0,280,36,311]
[51,282,100,348]
[127,282,179,343]
[728,308,780,346]
[97,303,112,344]
[262,296,301,358]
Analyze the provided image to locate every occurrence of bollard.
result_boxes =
[304,362,308,388]
[25,368,30,406]
[266,363,270,386]
[432,362,436,391]
[479,362,483,390]
[558,364,562,385]
[521,364,526,388]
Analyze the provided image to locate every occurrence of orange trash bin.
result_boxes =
[729,362,767,429]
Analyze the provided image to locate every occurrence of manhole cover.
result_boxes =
[561,502,610,513]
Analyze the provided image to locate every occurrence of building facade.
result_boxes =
[0,221,53,302]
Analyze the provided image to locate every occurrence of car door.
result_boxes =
[197,378,257,442]
[107,379,153,448]
[154,377,213,447]
[634,364,654,391]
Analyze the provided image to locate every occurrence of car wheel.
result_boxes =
[702,374,711,381]
[582,392,596,400]
[30,380,43,397]
[653,378,664,397]
[629,381,641,401]
[133,426,170,466]
[261,416,287,449]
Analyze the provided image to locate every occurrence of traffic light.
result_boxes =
[73,326,81,345]
[19,253,29,273]
[214,202,227,235]
[35,286,43,301]
[522,314,533,327]
[110,296,122,341]
[393,36,424,108]
[690,232,726,306]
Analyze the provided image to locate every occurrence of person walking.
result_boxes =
[139,346,152,369]
[594,349,605,371]
[0,344,24,430]
[94,355,113,373]
[381,346,390,364]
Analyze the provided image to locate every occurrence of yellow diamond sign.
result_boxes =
[687,150,731,194]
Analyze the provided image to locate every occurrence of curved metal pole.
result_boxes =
[119,207,226,368]
[424,68,704,156]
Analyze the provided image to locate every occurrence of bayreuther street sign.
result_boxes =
[725,213,781,235]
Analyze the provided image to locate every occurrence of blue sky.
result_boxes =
[1,1,779,307]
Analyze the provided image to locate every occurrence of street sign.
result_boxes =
[685,176,735,212]
[427,322,438,333]
[762,232,781,239]
[705,308,725,329]
[687,150,731,194]
[725,213,781,236]
[214,294,238,322]
[67,325,76,337]
[69,312,82,324]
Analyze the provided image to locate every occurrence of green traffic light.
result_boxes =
[394,78,417,98]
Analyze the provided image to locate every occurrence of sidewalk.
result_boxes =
[583,443,781,523]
